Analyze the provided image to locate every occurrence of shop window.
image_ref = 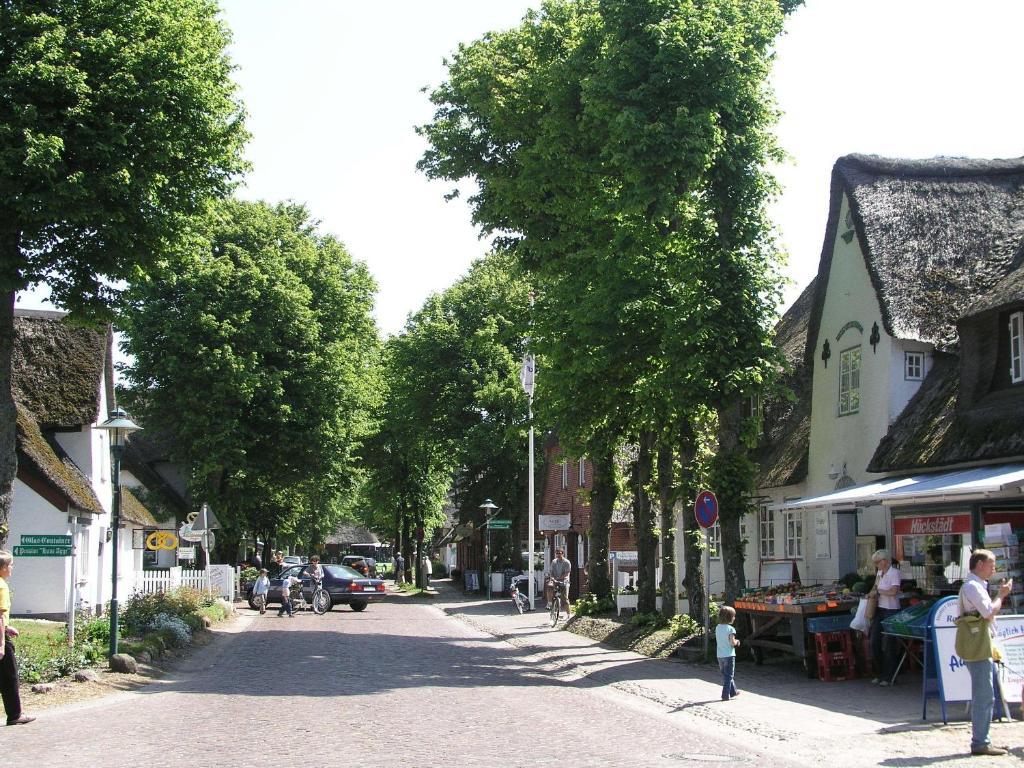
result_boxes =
[839,346,861,415]
[784,511,803,558]
[759,505,776,559]
[904,351,923,381]
[1010,311,1023,384]
[578,458,586,487]
[708,521,721,559]
[560,461,568,489]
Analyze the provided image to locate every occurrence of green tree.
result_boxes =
[121,200,380,560]
[0,0,247,543]
[419,0,797,608]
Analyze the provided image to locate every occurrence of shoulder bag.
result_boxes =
[955,591,993,662]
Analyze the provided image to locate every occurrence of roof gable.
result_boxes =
[12,310,113,427]
[806,154,1024,365]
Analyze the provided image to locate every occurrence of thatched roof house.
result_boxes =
[805,154,1024,364]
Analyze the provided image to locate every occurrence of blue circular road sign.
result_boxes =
[694,490,719,529]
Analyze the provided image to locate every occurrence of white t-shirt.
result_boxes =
[876,566,901,610]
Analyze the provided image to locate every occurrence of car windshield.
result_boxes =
[325,564,365,579]
[278,566,303,579]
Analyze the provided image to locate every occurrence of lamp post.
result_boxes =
[480,499,498,599]
[520,351,536,610]
[94,407,142,657]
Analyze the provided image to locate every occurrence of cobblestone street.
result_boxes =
[3,595,802,768]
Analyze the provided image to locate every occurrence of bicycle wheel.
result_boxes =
[513,595,524,615]
[550,597,560,627]
[312,588,331,615]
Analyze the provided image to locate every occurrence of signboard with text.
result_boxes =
[538,514,570,531]
[13,545,72,557]
[21,534,72,546]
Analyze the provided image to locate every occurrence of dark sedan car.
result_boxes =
[246,563,386,612]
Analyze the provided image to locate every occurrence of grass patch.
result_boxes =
[566,613,705,660]
[396,583,435,598]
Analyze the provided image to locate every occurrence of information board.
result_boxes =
[21,535,71,546]
[931,596,1023,705]
[464,570,480,592]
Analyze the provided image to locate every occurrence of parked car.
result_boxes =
[246,563,386,612]
[282,555,306,565]
[342,554,377,577]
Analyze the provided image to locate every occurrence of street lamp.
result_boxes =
[480,498,499,599]
[94,407,142,656]
[520,350,536,610]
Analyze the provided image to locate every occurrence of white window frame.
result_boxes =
[708,521,721,560]
[838,346,861,415]
[759,504,776,559]
[578,458,586,487]
[904,351,924,381]
[784,511,803,559]
[560,461,568,490]
[1010,311,1023,384]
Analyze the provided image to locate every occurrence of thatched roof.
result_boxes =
[122,433,189,520]
[754,280,815,489]
[12,309,114,427]
[15,403,103,515]
[962,263,1024,319]
[805,154,1024,363]
[324,524,379,546]
[120,488,159,527]
[868,352,1024,471]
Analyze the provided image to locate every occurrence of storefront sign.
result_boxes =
[893,514,970,536]
[814,509,830,559]
[538,514,570,531]
[931,596,1023,708]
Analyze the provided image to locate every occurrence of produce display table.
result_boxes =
[734,598,857,677]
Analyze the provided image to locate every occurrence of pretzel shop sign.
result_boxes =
[893,514,970,536]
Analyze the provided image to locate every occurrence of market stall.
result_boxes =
[734,583,859,678]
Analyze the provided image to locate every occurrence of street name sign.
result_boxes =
[13,545,72,557]
[21,534,72,546]
[487,519,512,529]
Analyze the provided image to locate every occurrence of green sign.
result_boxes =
[487,519,512,529]
[13,545,73,557]
[20,534,72,546]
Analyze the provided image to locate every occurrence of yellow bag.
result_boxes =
[865,592,878,620]
[955,614,993,661]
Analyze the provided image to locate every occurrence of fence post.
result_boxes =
[170,566,182,590]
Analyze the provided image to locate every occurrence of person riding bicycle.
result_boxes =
[549,548,571,620]
[307,556,324,585]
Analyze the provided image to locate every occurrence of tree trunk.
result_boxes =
[401,512,412,584]
[677,422,705,624]
[657,441,676,619]
[586,447,616,599]
[0,289,16,549]
[634,432,658,614]
[716,399,749,603]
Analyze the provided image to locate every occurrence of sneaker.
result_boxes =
[878,681,890,687]
[971,745,1007,756]
[7,715,35,726]
[870,678,881,685]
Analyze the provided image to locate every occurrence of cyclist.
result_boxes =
[549,548,571,621]
[307,556,324,584]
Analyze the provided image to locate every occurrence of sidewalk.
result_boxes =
[427,579,1022,767]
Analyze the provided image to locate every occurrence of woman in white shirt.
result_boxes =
[868,549,902,686]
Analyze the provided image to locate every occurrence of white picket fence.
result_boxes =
[134,567,208,594]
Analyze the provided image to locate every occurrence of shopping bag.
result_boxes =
[851,597,871,634]
[865,592,878,620]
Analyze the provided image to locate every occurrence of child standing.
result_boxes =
[716,605,741,701]
[252,568,270,614]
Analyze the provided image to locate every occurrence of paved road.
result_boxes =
[4,597,802,768]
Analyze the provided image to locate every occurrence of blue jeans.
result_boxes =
[277,597,293,617]
[718,656,737,700]
[966,659,995,749]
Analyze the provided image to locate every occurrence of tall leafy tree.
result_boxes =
[419,0,797,608]
[0,0,247,542]
[121,200,380,559]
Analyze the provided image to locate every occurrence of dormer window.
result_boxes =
[1011,311,1023,384]
[838,346,861,415]
[905,351,924,381]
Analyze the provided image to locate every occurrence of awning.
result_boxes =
[773,463,1024,511]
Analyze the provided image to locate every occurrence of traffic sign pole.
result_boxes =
[694,490,719,659]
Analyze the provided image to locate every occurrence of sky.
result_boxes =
[16,0,1024,337]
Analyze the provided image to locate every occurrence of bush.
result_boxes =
[667,613,701,639]
[572,592,615,617]
[431,561,448,577]
[147,613,192,648]
[121,587,216,635]
[630,611,667,628]
[239,566,259,585]
[449,568,462,582]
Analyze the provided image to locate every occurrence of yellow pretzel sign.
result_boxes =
[146,531,179,551]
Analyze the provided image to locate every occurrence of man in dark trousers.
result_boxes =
[395,552,406,584]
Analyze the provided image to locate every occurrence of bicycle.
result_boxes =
[289,584,308,613]
[548,578,569,627]
[510,577,530,615]
[311,578,331,614]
